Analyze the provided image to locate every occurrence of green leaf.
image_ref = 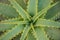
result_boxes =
[27,0,38,16]
[0,18,20,31]
[26,30,36,40]
[31,24,48,40]
[0,21,27,24]
[0,24,24,40]
[0,3,19,18]
[51,13,60,20]
[15,0,27,10]
[0,17,22,22]
[38,0,52,11]
[45,28,60,40]
[0,24,15,31]
[20,25,31,40]
[34,27,49,40]
[33,2,58,22]
[0,20,27,31]
[44,2,60,19]
[35,19,60,28]
[9,0,31,20]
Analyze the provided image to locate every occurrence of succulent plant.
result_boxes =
[0,0,60,40]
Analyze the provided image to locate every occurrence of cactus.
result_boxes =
[0,0,60,40]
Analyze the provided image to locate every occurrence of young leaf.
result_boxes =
[26,30,36,40]
[27,0,38,16]
[20,25,31,40]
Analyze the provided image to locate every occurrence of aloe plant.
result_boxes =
[0,0,60,40]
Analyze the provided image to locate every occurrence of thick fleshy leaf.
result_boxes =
[44,2,60,19]
[0,3,19,18]
[0,24,24,40]
[31,24,49,40]
[35,19,60,28]
[50,13,60,20]
[45,28,60,40]
[0,21,27,24]
[0,17,21,22]
[0,24,15,31]
[0,18,20,31]
[38,0,52,11]
[34,27,49,40]
[20,25,31,40]
[15,0,27,10]
[0,17,26,24]
[26,30,36,40]
[33,2,58,22]
[27,0,37,16]
[0,18,26,31]
[9,0,31,20]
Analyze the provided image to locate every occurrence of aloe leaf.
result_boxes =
[0,24,15,31]
[26,30,36,40]
[35,19,60,28]
[0,21,27,24]
[0,17,27,24]
[15,0,27,10]
[0,17,22,22]
[0,21,27,31]
[0,3,19,18]
[45,28,60,40]
[0,24,24,40]
[33,2,58,22]
[38,0,52,11]
[51,13,60,20]
[0,18,27,31]
[20,25,31,40]
[34,27,49,40]
[31,24,49,40]
[0,18,20,31]
[44,2,60,19]
[27,0,38,16]
[9,0,31,20]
